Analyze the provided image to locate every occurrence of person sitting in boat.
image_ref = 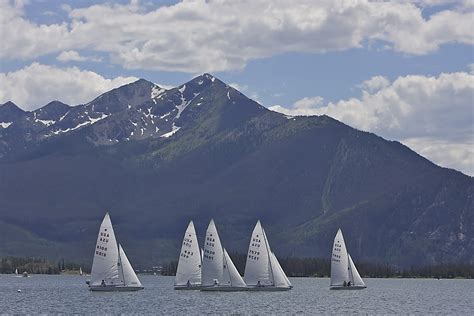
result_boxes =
[347,281,351,287]
[257,280,262,287]
[186,280,191,287]
[101,279,106,287]
[343,281,347,287]
[213,279,219,286]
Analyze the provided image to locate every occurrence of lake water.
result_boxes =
[0,275,472,314]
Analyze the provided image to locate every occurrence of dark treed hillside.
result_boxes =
[0,74,472,269]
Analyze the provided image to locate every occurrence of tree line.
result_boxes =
[3,255,473,278]
[0,257,87,274]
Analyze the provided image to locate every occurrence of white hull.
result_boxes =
[330,285,367,290]
[89,285,144,292]
[201,285,248,292]
[174,284,202,290]
[247,285,293,291]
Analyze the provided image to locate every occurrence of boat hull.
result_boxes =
[174,285,202,290]
[89,285,144,292]
[247,286,293,291]
[330,286,366,290]
[201,286,248,292]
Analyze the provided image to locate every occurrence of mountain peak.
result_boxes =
[34,100,71,121]
[0,101,24,112]
[0,101,26,123]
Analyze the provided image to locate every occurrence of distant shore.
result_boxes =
[2,256,473,279]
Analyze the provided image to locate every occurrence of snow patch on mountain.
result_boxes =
[35,119,56,126]
[160,123,181,138]
[151,85,165,99]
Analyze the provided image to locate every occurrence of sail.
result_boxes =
[330,228,349,287]
[244,220,273,286]
[118,244,142,287]
[222,249,246,287]
[79,267,83,276]
[175,221,202,286]
[201,219,224,286]
[90,213,122,286]
[15,268,18,275]
[270,252,291,288]
[348,254,365,287]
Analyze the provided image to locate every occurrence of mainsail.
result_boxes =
[90,213,122,287]
[118,244,142,287]
[175,221,202,287]
[201,219,224,286]
[244,221,272,286]
[330,228,349,287]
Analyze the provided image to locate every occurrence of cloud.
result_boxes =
[229,82,261,104]
[0,63,138,110]
[403,137,473,175]
[360,76,390,93]
[269,71,474,175]
[56,50,102,63]
[0,0,472,73]
[293,96,324,109]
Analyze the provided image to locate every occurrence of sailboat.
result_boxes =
[174,221,202,290]
[79,267,83,276]
[244,220,292,291]
[330,228,366,290]
[201,219,247,291]
[88,212,144,291]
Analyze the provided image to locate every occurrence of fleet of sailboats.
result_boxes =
[88,213,143,291]
[172,219,293,291]
[330,228,366,290]
[9,211,364,293]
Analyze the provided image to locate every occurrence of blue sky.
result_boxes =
[0,0,473,175]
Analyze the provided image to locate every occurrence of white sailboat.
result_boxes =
[244,220,292,291]
[79,267,83,276]
[330,228,366,290]
[174,221,202,290]
[88,212,144,291]
[201,219,247,291]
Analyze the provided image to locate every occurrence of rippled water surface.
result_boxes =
[1,275,472,314]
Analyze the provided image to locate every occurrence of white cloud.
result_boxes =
[0,0,472,73]
[0,63,138,110]
[270,71,474,175]
[293,96,324,109]
[56,50,102,63]
[403,137,473,175]
[229,82,261,104]
[360,76,390,93]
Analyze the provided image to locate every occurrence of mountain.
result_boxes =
[0,74,472,269]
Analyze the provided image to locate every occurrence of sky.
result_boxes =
[0,0,473,175]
